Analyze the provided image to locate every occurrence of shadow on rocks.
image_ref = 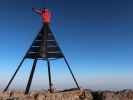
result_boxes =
[92,92,103,100]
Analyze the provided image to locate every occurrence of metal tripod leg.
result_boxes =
[3,58,25,92]
[64,57,80,89]
[47,60,53,93]
[25,59,37,94]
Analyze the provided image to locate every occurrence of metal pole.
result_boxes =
[48,25,80,89]
[64,57,80,89]
[47,60,53,93]
[3,58,25,92]
[25,59,37,94]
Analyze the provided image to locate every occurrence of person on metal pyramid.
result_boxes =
[3,7,80,94]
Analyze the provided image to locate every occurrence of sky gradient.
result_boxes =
[0,0,133,91]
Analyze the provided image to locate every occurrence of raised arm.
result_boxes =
[32,8,42,15]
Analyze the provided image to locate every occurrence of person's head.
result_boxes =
[44,8,49,12]
[42,8,46,12]
[42,8,50,14]
[42,8,49,12]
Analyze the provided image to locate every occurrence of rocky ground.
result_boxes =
[92,89,133,100]
[0,89,133,100]
[0,89,92,100]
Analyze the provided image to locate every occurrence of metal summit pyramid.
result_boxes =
[3,8,80,94]
[26,23,64,59]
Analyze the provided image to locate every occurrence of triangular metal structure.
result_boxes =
[26,23,64,59]
[3,8,80,94]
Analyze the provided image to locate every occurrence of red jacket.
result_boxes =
[33,8,51,23]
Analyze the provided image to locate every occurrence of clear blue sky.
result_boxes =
[0,0,133,91]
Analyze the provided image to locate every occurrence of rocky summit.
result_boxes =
[0,89,133,100]
[0,89,93,100]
